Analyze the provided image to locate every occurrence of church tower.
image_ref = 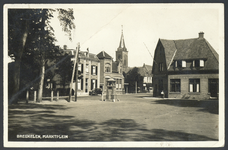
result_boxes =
[116,25,128,72]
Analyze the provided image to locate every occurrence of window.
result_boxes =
[195,60,199,67]
[85,78,88,92]
[105,63,111,73]
[177,61,182,67]
[91,79,96,90]
[159,63,163,71]
[78,64,81,72]
[192,60,195,67]
[78,79,81,90]
[189,79,200,92]
[194,60,204,67]
[86,64,89,74]
[182,61,186,67]
[91,65,97,75]
[174,60,186,68]
[144,77,147,83]
[174,61,177,67]
[170,79,181,92]
[200,60,204,67]
[119,79,122,89]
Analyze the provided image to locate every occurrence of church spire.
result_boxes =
[118,25,127,51]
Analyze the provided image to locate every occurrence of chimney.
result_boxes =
[86,48,89,57]
[199,32,204,38]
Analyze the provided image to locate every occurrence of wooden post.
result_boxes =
[51,90,53,102]
[26,90,29,103]
[57,90,59,101]
[34,91,37,102]
[135,81,137,94]
[102,85,105,101]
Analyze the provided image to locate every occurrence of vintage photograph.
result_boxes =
[4,3,224,147]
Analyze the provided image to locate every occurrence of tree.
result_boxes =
[124,67,144,93]
[8,9,75,104]
[54,51,73,89]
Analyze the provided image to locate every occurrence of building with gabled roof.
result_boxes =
[97,51,125,94]
[152,32,219,100]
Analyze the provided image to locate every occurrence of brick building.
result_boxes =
[97,51,125,94]
[152,32,219,100]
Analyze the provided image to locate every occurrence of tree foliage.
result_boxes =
[8,8,75,104]
[124,67,144,93]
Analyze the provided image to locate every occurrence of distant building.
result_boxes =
[97,51,125,94]
[138,63,153,92]
[52,48,101,96]
[152,32,219,100]
[124,64,153,93]
[77,49,101,94]
[115,26,128,72]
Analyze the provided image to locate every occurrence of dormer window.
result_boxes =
[174,61,177,67]
[200,60,204,67]
[182,61,186,67]
[174,60,186,68]
[193,59,204,67]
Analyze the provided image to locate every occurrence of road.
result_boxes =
[8,93,218,141]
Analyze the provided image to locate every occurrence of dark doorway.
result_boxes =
[208,79,219,97]
[153,84,157,97]
[158,79,163,96]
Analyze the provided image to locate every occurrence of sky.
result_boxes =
[47,4,223,67]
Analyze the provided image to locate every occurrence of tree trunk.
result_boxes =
[10,22,28,104]
[37,58,45,102]
[10,58,22,103]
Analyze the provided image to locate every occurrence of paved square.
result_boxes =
[8,93,218,141]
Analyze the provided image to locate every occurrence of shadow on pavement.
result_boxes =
[8,107,217,141]
[9,103,68,110]
[153,99,218,114]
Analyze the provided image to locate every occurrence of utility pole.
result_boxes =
[69,43,79,102]
[75,43,80,102]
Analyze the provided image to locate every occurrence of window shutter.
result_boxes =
[196,84,200,92]
[95,80,97,88]
[81,64,83,73]
[81,79,83,90]
[91,79,93,90]
[91,65,93,75]
[190,84,193,92]
[96,66,98,75]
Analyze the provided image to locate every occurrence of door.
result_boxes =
[208,79,218,97]
[158,79,163,96]
[153,84,157,97]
